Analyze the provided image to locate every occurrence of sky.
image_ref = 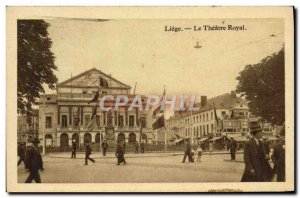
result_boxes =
[45,18,284,99]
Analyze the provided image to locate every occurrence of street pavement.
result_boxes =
[18,151,245,183]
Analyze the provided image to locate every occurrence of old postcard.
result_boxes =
[6,6,294,192]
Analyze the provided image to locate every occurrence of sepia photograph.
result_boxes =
[6,6,294,192]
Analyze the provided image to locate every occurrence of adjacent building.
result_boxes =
[166,91,251,144]
[17,110,39,144]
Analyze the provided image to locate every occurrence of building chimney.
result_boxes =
[231,91,236,98]
[201,96,207,107]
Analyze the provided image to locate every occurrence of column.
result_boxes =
[80,133,84,145]
[91,132,96,143]
[68,133,72,146]
[125,132,129,143]
[56,133,61,147]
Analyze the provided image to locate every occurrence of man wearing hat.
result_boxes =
[84,140,95,165]
[101,139,108,156]
[271,135,285,182]
[241,120,273,182]
[71,139,77,158]
[228,137,238,160]
[115,140,126,165]
[24,138,44,183]
[182,138,193,163]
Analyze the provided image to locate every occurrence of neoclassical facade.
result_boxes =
[38,68,154,150]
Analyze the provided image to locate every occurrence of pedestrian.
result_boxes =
[209,141,214,155]
[71,139,77,158]
[195,145,203,162]
[115,140,126,165]
[84,140,95,165]
[101,139,108,156]
[201,142,206,152]
[24,138,44,183]
[228,137,237,160]
[241,120,273,182]
[17,143,26,166]
[271,136,285,182]
[135,141,139,154]
[191,148,195,162]
[182,139,194,163]
[140,141,145,154]
[262,137,271,158]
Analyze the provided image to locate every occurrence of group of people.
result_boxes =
[182,140,203,163]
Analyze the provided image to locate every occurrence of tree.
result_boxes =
[18,20,57,118]
[236,48,284,125]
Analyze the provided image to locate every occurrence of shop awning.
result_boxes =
[234,136,249,142]
[174,139,184,143]
[198,137,209,142]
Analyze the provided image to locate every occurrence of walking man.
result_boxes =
[71,139,77,158]
[115,140,126,165]
[84,140,95,165]
[17,143,26,166]
[140,141,145,154]
[182,139,193,163]
[24,138,44,183]
[228,137,237,160]
[135,141,139,154]
[101,139,108,156]
[241,120,273,182]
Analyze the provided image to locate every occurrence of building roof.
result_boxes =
[57,68,131,89]
[199,92,248,111]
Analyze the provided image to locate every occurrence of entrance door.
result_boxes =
[60,133,69,151]
[117,133,125,143]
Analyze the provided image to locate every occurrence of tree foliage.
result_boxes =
[236,48,285,125]
[17,20,58,117]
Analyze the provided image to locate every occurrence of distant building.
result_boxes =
[166,91,251,144]
[17,110,39,144]
[38,68,154,150]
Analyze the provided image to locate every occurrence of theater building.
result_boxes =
[38,68,154,150]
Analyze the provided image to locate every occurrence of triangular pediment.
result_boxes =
[57,68,131,89]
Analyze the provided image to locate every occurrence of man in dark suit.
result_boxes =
[115,140,126,165]
[140,141,145,154]
[271,136,285,182]
[24,138,44,183]
[84,140,95,165]
[135,141,139,154]
[182,139,194,163]
[101,139,108,156]
[71,139,77,158]
[228,137,238,160]
[241,120,273,182]
[17,143,26,166]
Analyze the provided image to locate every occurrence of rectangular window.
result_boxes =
[211,112,213,120]
[129,115,134,127]
[200,126,202,136]
[84,115,90,127]
[61,115,67,128]
[118,115,124,127]
[206,113,208,121]
[207,125,209,133]
[200,115,202,122]
[45,116,52,128]
[96,115,100,127]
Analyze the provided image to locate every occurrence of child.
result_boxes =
[195,145,203,162]
[190,148,195,162]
